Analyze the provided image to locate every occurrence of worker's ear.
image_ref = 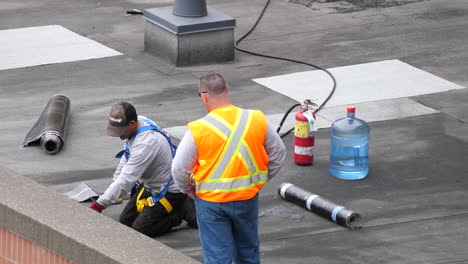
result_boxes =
[201,92,208,105]
[201,93,211,112]
[129,120,138,128]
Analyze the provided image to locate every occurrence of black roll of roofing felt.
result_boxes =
[22,95,71,154]
[278,183,362,229]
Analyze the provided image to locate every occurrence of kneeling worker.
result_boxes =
[89,102,196,237]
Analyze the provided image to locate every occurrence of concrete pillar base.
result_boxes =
[144,7,236,67]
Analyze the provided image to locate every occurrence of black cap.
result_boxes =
[106,102,137,137]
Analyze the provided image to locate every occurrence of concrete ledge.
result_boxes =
[0,167,200,264]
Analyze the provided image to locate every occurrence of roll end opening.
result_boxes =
[40,134,62,154]
[347,213,363,229]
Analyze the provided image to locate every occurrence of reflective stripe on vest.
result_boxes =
[196,109,268,194]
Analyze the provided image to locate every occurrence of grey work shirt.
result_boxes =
[172,119,286,198]
[98,116,180,208]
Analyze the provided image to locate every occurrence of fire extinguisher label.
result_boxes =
[294,120,309,138]
[295,145,315,156]
[303,110,317,132]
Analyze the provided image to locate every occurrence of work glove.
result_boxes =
[89,201,106,213]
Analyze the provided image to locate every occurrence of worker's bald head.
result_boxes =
[199,72,228,97]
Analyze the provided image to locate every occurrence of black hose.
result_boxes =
[276,103,300,134]
[234,0,337,138]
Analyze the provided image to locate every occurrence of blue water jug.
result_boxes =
[329,105,369,180]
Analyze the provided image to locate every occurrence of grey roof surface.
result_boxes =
[1,0,468,263]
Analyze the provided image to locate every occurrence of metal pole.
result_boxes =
[173,0,207,17]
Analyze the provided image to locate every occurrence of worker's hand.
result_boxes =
[187,192,196,200]
[190,175,196,188]
[188,175,196,199]
[89,201,105,213]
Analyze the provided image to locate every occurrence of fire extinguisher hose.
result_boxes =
[278,183,362,229]
[276,103,301,134]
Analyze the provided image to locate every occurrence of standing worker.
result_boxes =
[172,73,286,263]
[89,102,197,237]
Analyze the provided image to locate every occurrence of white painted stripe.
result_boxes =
[164,98,438,140]
[0,25,122,71]
[253,60,464,108]
[318,98,439,123]
[164,62,456,140]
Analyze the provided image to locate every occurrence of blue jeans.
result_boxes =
[195,195,260,264]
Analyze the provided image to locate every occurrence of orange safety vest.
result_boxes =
[187,105,270,203]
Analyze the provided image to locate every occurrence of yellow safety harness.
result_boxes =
[120,117,178,215]
[136,187,173,214]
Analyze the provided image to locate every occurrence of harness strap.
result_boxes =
[135,187,174,214]
[115,118,177,160]
[158,197,174,213]
[114,117,177,213]
[115,141,130,160]
[138,117,177,156]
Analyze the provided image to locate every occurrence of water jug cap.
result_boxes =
[347,105,356,113]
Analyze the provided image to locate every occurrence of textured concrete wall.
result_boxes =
[144,21,234,66]
[0,167,200,264]
[178,29,234,66]
[144,22,178,66]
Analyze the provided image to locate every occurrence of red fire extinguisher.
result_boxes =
[294,99,318,166]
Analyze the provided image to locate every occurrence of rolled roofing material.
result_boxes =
[278,182,362,229]
[22,94,71,154]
